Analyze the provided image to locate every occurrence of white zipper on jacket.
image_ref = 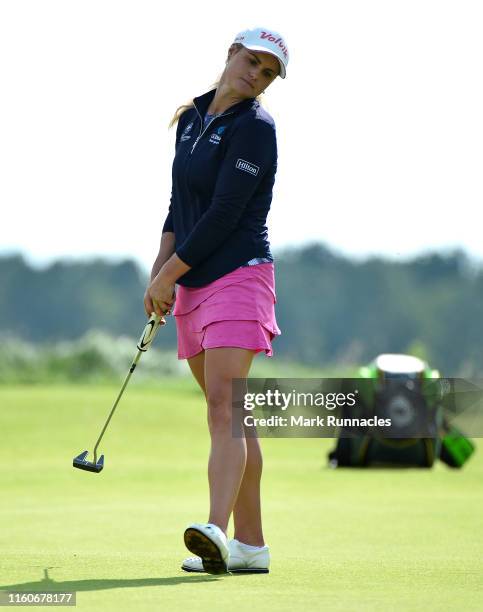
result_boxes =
[190,106,234,154]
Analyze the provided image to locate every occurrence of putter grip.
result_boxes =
[137,313,162,351]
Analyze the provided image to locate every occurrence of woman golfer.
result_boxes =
[144,26,289,575]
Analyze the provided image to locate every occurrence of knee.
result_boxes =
[206,390,232,431]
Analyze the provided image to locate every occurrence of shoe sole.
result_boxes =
[184,527,228,575]
[230,568,269,574]
[181,564,269,574]
[181,564,204,573]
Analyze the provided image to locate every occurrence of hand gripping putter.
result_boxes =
[73,312,164,473]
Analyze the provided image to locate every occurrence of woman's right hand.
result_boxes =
[143,288,168,323]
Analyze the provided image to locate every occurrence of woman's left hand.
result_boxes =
[147,272,175,316]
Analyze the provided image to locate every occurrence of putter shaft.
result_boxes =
[74,313,163,471]
[92,349,143,464]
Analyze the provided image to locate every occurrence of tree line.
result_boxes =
[1,245,481,375]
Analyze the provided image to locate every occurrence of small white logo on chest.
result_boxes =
[180,122,193,141]
[209,133,221,145]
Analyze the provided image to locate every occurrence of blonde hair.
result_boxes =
[168,44,265,129]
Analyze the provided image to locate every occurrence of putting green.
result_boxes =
[0,383,482,611]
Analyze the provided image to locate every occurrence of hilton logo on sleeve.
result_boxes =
[235,158,260,176]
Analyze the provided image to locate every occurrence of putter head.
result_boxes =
[73,450,104,473]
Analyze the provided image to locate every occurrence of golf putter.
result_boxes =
[73,312,165,473]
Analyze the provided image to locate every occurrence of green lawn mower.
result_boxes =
[328,353,475,468]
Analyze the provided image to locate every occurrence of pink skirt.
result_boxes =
[173,263,281,359]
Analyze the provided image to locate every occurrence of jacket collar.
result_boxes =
[192,88,258,119]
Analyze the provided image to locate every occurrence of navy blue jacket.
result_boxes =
[163,88,278,287]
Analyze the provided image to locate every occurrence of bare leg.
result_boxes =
[187,349,264,544]
[187,351,206,397]
[233,433,265,546]
[203,347,254,534]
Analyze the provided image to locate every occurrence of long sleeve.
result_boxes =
[162,196,174,233]
[176,118,277,267]
[162,115,186,234]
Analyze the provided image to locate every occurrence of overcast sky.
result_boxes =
[1,0,482,272]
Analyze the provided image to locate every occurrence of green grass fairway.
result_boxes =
[1,383,482,611]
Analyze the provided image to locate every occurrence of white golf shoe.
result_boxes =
[183,523,230,574]
[182,537,270,574]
